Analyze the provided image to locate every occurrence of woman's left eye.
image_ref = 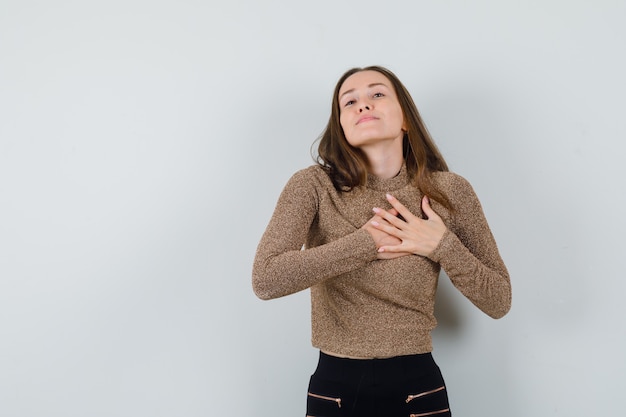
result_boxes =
[373,92,384,98]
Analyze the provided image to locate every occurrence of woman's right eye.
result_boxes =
[344,99,355,107]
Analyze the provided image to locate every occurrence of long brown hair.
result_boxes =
[315,65,453,211]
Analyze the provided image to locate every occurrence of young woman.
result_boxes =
[252,66,511,417]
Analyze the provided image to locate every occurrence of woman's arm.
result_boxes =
[252,169,378,300]
[369,175,511,318]
[428,175,511,319]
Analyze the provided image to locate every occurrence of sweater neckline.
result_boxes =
[366,164,409,191]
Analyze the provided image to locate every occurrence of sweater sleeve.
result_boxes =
[429,175,512,319]
[252,169,378,300]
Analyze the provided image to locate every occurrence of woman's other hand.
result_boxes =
[371,194,447,258]
[361,208,412,260]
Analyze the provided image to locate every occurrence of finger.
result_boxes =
[374,207,400,221]
[370,219,402,237]
[421,196,442,221]
[378,243,407,253]
[385,194,416,222]
[372,207,406,229]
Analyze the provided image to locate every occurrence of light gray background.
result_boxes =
[1,1,625,416]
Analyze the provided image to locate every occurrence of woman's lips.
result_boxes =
[357,116,378,124]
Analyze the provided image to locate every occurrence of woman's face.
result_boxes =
[338,70,406,150]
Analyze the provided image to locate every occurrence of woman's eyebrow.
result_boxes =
[339,83,389,100]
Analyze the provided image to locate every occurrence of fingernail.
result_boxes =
[371,221,379,226]
[386,193,393,200]
[372,207,381,213]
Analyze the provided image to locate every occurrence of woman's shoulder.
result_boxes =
[288,164,333,186]
[279,165,335,196]
[430,170,474,191]
[297,164,328,176]
[430,170,481,207]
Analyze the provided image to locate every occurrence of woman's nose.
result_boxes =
[359,103,371,112]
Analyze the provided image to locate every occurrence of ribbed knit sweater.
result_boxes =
[252,164,511,358]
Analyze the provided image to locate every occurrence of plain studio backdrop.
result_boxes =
[1,1,625,416]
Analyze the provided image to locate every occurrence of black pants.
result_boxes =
[306,351,451,417]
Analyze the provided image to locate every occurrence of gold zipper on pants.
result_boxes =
[409,408,450,417]
[405,385,446,403]
[307,392,342,408]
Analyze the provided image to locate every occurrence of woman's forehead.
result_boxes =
[339,71,392,95]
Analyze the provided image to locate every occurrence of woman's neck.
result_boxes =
[361,139,404,179]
